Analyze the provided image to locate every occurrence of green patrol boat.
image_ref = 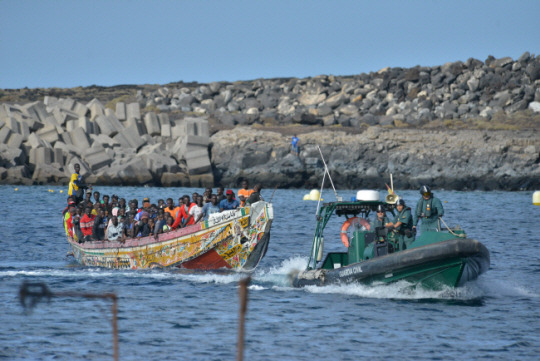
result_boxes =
[292,191,490,290]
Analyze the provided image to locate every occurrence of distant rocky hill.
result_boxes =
[1,53,539,190]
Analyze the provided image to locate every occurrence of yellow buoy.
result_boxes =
[309,189,321,201]
[14,188,19,191]
[303,194,310,200]
[533,191,540,206]
[60,190,64,193]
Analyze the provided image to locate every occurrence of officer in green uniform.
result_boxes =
[371,204,390,229]
[413,185,444,233]
[386,199,415,250]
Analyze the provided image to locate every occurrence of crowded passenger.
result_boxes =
[92,207,107,240]
[172,195,196,229]
[93,191,101,204]
[80,206,96,243]
[238,180,254,207]
[68,163,90,204]
[246,184,263,206]
[198,194,220,222]
[64,178,267,242]
[216,186,226,202]
[165,198,179,221]
[203,187,212,203]
[220,189,240,211]
[107,216,124,242]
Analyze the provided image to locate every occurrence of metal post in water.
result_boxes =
[19,282,119,361]
[237,276,251,361]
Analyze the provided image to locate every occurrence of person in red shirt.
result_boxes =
[65,205,77,238]
[80,206,96,242]
[172,195,196,229]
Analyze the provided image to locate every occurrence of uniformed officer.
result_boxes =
[371,204,390,230]
[386,198,415,250]
[413,185,444,233]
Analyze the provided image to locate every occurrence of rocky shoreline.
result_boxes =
[1,53,539,190]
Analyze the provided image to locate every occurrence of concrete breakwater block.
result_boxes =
[69,127,92,150]
[0,144,27,168]
[113,125,146,151]
[188,173,214,187]
[184,117,209,137]
[7,133,24,149]
[29,147,54,166]
[116,102,126,120]
[104,109,124,133]
[160,123,171,138]
[82,146,113,171]
[87,98,105,121]
[0,126,12,144]
[32,163,68,184]
[36,124,60,145]
[144,112,160,136]
[95,115,117,137]
[185,154,211,175]
[126,103,141,120]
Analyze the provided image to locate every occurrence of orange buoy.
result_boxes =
[340,217,370,247]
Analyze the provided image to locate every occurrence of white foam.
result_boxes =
[303,280,485,301]
[248,285,267,291]
[252,256,309,286]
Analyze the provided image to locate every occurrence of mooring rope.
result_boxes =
[438,217,466,238]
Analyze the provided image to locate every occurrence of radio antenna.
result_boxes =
[317,145,339,201]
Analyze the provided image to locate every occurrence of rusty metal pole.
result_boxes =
[237,276,251,361]
[110,294,118,361]
[19,283,119,361]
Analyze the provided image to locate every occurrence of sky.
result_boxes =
[1,0,539,89]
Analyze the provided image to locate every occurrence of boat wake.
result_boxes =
[3,259,537,302]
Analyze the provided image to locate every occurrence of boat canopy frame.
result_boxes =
[307,200,393,270]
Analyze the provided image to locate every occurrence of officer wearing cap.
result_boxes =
[413,185,444,233]
[386,198,415,250]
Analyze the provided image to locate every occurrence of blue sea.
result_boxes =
[1,185,539,360]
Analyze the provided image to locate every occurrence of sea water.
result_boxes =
[1,185,539,360]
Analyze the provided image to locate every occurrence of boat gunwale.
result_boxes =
[298,237,490,283]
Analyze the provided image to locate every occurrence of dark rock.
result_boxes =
[404,68,420,82]
[361,113,378,126]
[465,58,484,69]
[526,60,540,81]
[518,51,530,63]
[258,93,279,108]
[491,57,514,69]
[485,55,496,66]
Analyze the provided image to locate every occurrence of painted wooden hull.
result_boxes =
[67,201,273,271]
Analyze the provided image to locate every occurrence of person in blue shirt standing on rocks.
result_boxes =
[291,134,299,156]
[413,185,444,233]
[219,190,240,212]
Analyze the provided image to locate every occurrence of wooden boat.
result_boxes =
[291,192,490,289]
[67,201,273,270]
